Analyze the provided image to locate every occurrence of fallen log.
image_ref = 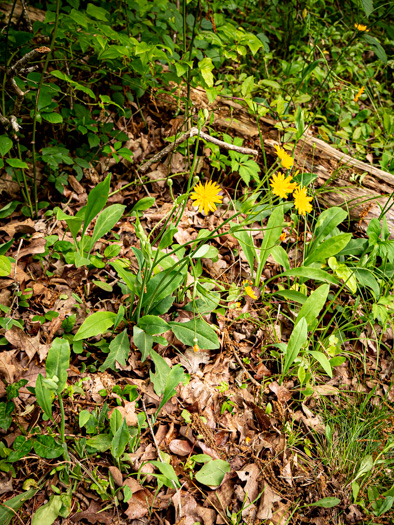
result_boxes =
[155,86,394,237]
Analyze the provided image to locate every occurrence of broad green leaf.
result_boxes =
[41,112,63,124]
[273,289,307,304]
[158,226,178,250]
[82,173,111,236]
[31,495,62,525]
[149,461,180,487]
[86,434,112,452]
[86,2,109,20]
[169,319,219,350]
[56,209,84,241]
[0,255,11,277]
[33,435,63,459]
[195,459,231,486]
[133,325,153,362]
[309,207,347,251]
[142,271,184,310]
[283,317,308,376]
[90,204,126,248]
[193,245,219,260]
[156,364,187,418]
[309,350,333,378]
[131,197,155,213]
[308,497,341,508]
[110,408,123,435]
[74,311,116,341]
[270,245,290,271]
[35,374,53,419]
[354,268,380,300]
[295,284,329,328]
[282,267,339,284]
[0,200,21,219]
[0,488,38,525]
[6,158,28,168]
[0,135,13,156]
[304,234,352,266]
[353,455,374,482]
[138,315,169,335]
[256,205,284,283]
[111,418,129,459]
[198,57,214,87]
[46,338,70,393]
[232,227,255,275]
[79,410,91,428]
[363,34,387,64]
[74,252,91,268]
[328,257,357,294]
[150,349,171,396]
[111,260,136,292]
[99,329,130,372]
[7,436,32,462]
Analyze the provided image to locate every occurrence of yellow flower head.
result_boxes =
[190,180,223,215]
[245,436,251,444]
[242,279,253,286]
[279,232,287,242]
[293,187,313,216]
[354,86,365,102]
[275,145,294,170]
[245,286,257,300]
[355,23,369,32]
[270,172,298,199]
[193,344,200,352]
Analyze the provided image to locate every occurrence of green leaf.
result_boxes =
[193,245,219,260]
[90,204,126,248]
[46,338,70,393]
[328,257,357,294]
[304,234,352,266]
[169,319,219,350]
[56,209,84,241]
[142,271,184,310]
[86,434,112,452]
[354,268,380,300]
[195,459,231,486]
[6,158,28,168]
[111,417,129,459]
[149,461,180,488]
[309,207,348,251]
[232,225,255,275]
[138,315,169,335]
[308,497,341,508]
[41,112,63,124]
[31,495,62,525]
[158,226,178,250]
[361,0,373,17]
[79,410,91,428]
[0,255,11,277]
[273,290,307,304]
[74,311,116,341]
[99,329,130,372]
[0,200,21,219]
[283,317,308,376]
[156,364,187,418]
[93,280,113,292]
[86,3,109,20]
[295,284,329,328]
[111,260,136,292]
[281,267,338,284]
[257,205,284,283]
[8,436,33,462]
[35,374,53,419]
[133,325,153,362]
[363,34,387,63]
[82,174,111,236]
[309,350,333,378]
[353,455,374,482]
[270,246,290,271]
[0,488,38,525]
[131,197,155,213]
[0,135,13,156]
[150,349,171,396]
[199,57,214,87]
[33,435,63,459]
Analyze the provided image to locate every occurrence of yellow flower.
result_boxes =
[355,23,369,32]
[270,172,298,199]
[275,145,294,170]
[279,232,287,241]
[354,86,365,102]
[242,279,253,286]
[293,187,313,216]
[193,344,200,352]
[190,180,223,215]
[245,286,257,300]
[245,436,251,444]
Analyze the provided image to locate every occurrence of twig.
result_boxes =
[141,398,181,514]
[139,126,258,174]
[223,326,262,389]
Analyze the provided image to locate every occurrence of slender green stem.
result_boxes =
[58,394,70,462]
[17,142,33,215]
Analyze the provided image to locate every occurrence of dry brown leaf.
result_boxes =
[179,349,211,374]
[269,381,292,403]
[17,237,47,258]
[10,263,29,284]
[68,175,85,194]
[70,500,113,524]
[312,384,340,396]
[108,401,138,426]
[108,466,123,487]
[257,482,282,520]
[0,473,13,495]
[0,350,23,383]
[5,326,50,362]
[0,218,35,238]
[236,463,260,517]
[169,439,193,456]
[124,490,151,520]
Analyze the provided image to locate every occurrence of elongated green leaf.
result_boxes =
[283,317,308,376]
[74,311,116,341]
[270,245,290,271]
[150,349,171,396]
[0,135,13,156]
[82,173,111,235]
[273,290,307,304]
[304,234,352,266]
[0,488,38,525]
[111,260,136,292]
[156,364,187,418]
[111,418,129,459]
[149,461,180,487]
[257,204,284,283]
[131,197,155,213]
[35,374,53,419]
[133,325,153,362]
[295,284,329,328]
[309,207,347,252]
[195,459,231,486]
[0,255,11,277]
[0,200,20,219]
[309,350,332,378]
[33,435,63,459]
[138,315,169,335]
[31,495,62,525]
[7,436,33,462]
[169,319,219,350]
[46,338,70,393]
[233,227,255,275]
[142,271,184,310]
[86,434,112,452]
[282,267,338,284]
[308,497,341,508]
[99,329,130,372]
[110,407,123,436]
[353,455,374,482]
[91,204,125,247]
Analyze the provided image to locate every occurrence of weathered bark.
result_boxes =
[155,86,394,237]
